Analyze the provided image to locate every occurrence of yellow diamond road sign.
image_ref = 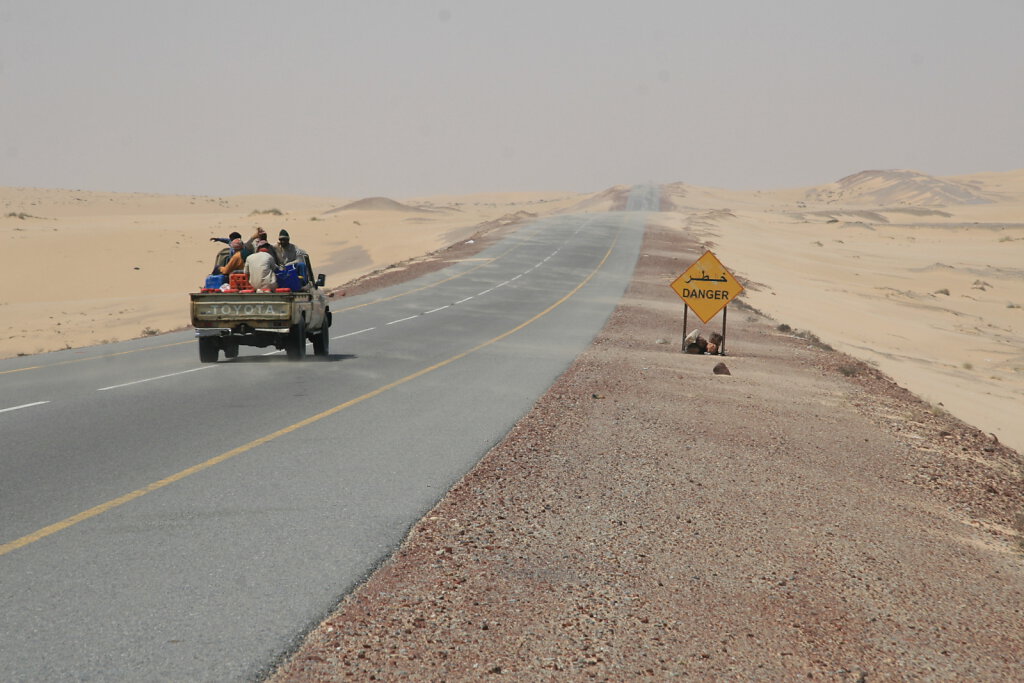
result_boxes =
[670,250,744,323]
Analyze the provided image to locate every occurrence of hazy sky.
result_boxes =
[2,1,1022,198]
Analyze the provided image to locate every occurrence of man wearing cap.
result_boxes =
[275,229,308,266]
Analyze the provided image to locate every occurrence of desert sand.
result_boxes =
[2,170,1022,453]
[657,169,1024,454]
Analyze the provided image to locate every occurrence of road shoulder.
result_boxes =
[272,221,1024,680]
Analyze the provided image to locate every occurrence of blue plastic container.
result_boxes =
[205,274,226,290]
[276,265,302,291]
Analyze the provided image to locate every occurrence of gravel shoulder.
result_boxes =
[272,221,1024,681]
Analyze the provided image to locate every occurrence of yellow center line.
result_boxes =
[0,234,620,558]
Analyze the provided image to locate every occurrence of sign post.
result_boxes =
[670,250,744,354]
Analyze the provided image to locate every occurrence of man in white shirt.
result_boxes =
[244,242,278,291]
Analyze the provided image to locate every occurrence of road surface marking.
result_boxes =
[0,232,620,558]
[387,315,420,326]
[333,327,375,340]
[0,219,574,377]
[0,340,194,376]
[331,219,558,313]
[335,249,510,312]
[425,305,451,314]
[97,367,212,391]
[0,401,50,414]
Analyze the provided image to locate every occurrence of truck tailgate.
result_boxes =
[191,293,305,328]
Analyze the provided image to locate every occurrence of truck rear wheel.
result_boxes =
[285,319,306,360]
[311,319,329,356]
[198,337,219,363]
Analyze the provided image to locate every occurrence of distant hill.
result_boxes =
[324,197,436,214]
[805,170,992,206]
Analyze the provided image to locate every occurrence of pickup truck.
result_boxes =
[190,254,332,362]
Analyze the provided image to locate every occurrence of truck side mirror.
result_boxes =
[316,273,326,288]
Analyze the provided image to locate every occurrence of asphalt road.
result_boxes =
[0,186,652,681]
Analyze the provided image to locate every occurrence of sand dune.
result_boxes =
[805,169,993,205]
[323,196,437,213]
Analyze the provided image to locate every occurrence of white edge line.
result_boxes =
[456,296,475,304]
[0,400,50,414]
[97,366,211,391]
[386,315,419,326]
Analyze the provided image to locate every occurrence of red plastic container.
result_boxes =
[229,273,251,290]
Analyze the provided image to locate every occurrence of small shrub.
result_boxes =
[250,208,283,216]
[962,362,973,370]
[1008,302,1021,309]
[935,288,950,296]
[777,323,792,333]
[837,364,859,377]
[141,327,160,337]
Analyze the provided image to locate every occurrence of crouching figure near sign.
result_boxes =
[684,329,724,355]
